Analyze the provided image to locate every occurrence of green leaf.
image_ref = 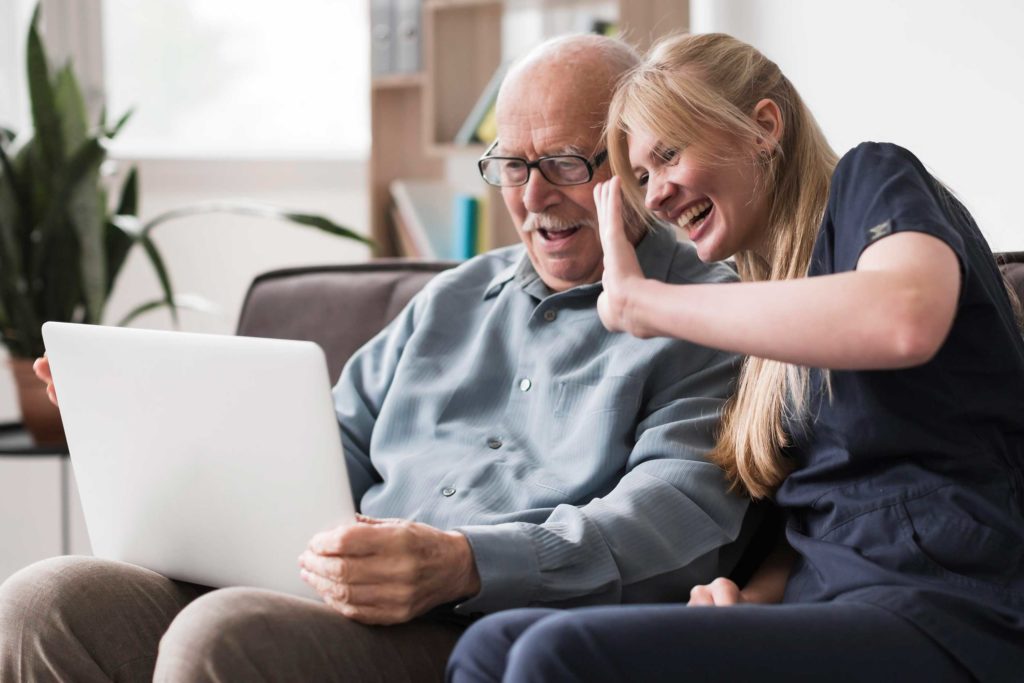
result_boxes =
[117,165,139,216]
[104,218,136,295]
[136,231,179,325]
[105,109,133,139]
[116,293,218,327]
[67,162,107,324]
[30,137,105,282]
[140,201,373,247]
[53,63,88,156]
[26,11,64,175]
[0,141,25,229]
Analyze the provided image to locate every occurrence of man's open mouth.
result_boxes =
[538,226,582,241]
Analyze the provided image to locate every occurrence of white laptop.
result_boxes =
[41,321,356,598]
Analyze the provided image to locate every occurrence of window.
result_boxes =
[101,0,368,158]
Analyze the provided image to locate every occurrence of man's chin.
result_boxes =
[535,260,601,291]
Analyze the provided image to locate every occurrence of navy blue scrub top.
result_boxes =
[775,143,1024,682]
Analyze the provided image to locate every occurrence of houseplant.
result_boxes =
[0,7,371,444]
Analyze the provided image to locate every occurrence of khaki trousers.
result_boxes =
[0,556,466,682]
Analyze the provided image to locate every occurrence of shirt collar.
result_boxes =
[482,221,678,301]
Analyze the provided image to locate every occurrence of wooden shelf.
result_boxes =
[371,72,425,90]
[368,0,690,258]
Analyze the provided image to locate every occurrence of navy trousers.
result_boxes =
[446,603,971,683]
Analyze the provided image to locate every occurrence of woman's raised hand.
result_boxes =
[594,176,647,336]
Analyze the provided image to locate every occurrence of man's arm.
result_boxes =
[454,346,748,613]
[332,293,425,503]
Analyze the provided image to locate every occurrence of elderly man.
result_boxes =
[0,34,746,682]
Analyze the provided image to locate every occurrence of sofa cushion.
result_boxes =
[236,261,455,382]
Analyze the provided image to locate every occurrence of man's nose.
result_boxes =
[522,170,560,214]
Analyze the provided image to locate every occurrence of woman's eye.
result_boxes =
[636,173,649,187]
[660,147,678,163]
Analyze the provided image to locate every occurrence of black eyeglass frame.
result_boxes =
[477,139,609,187]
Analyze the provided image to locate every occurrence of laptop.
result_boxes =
[41,321,356,598]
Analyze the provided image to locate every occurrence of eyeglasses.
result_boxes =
[478,139,608,187]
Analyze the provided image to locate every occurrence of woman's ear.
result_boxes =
[753,98,784,153]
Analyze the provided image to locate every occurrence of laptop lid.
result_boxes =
[41,321,355,598]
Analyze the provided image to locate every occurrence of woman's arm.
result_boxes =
[688,540,797,606]
[595,177,961,370]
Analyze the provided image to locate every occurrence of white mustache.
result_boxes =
[522,214,597,233]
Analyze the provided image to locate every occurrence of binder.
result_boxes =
[393,0,422,74]
[370,0,394,76]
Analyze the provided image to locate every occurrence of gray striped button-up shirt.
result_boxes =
[333,224,747,615]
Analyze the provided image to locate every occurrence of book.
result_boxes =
[476,191,491,254]
[390,179,456,258]
[452,194,479,260]
[453,61,509,146]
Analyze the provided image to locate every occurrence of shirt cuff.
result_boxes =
[452,523,540,615]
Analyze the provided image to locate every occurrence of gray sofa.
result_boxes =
[233,252,1024,585]
[236,253,1024,384]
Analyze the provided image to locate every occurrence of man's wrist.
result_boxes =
[445,530,481,601]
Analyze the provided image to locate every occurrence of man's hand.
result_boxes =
[299,514,481,625]
[594,176,649,337]
[32,355,59,407]
[687,577,747,607]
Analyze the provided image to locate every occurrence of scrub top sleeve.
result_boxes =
[827,142,968,276]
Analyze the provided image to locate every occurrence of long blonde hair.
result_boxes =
[606,33,838,499]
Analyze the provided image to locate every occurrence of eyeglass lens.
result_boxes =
[481,156,591,186]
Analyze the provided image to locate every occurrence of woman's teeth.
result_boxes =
[679,200,713,228]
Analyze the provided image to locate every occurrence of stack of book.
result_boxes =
[390,180,493,260]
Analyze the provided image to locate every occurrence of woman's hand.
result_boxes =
[594,176,649,336]
[687,577,748,607]
[32,355,59,407]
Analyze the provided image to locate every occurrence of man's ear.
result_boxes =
[752,98,783,153]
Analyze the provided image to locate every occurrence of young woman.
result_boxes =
[447,33,1024,682]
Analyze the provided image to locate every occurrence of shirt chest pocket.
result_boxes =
[553,375,641,418]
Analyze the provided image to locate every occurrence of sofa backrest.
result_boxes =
[236,261,455,382]
[997,252,1024,304]
[235,253,1024,385]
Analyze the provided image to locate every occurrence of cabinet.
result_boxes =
[369,0,690,258]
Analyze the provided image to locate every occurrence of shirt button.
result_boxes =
[442,487,456,497]
[543,309,557,322]
[487,438,502,449]
[519,378,532,392]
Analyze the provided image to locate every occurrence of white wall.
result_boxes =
[692,0,1024,252]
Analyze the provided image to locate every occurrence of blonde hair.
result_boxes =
[607,33,839,499]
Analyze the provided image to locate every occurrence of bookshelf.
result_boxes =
[369,0,690,258]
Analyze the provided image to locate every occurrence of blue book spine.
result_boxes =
[452,194,478,260]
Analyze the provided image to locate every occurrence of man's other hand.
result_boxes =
[299,514,481,625]
[32,355,59,407]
